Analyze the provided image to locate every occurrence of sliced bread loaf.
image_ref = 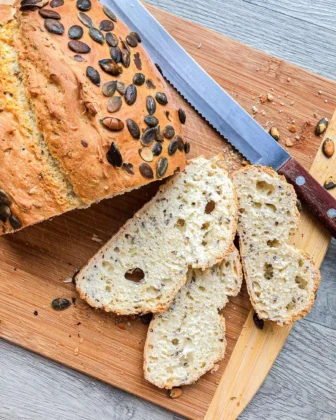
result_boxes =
[75,155,238,315]
[233,166,321,324]
[144,246,242,389]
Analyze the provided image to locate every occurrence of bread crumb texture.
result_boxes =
[76,156,238,315]
[144,246,242,389]
[233,166,320,324]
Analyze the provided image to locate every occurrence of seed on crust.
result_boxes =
[44,18,64,35]
[122,162,134,175]
[107,96,122,113]
[99,19,114,31]
[126,119,140,139]
[86,66,100,86]
[102,80,117,97]
[139,147,154,162]
[106,142,123,167]
[39,9,61,19]
[103,5,117,22]
[68,40,91,54]
[141,127,158,146]
[163,125,175,139]
[100,117,124,131]
[9,215,22,230]
[152,142,162,156]
[146,96,156,115]
[157,157,168,178]
[89,27,105,44]
[156,92,168,105]
[68,25,84,40]
[76,0,91,11]
[77,12,93,28]
[99,59,123,75]
[139,162,154,179]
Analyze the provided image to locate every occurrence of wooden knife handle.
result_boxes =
[278,157,336,238]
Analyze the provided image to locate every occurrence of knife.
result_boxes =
[109,0,336,238]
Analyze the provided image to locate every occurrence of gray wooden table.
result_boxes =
[1,1,336,419]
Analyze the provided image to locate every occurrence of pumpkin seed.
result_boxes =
[73,54,85,62]
[126,33,138,47]
[141,127,157,146]
[146,96,156,115]
[133,73,145,86]
[0,204,10,220]
[110,46,121,62]
[152,142,162,156]
[316,118,328,135]
[106,142,122,167]
[68,40,91,54]
[175,136,184,151]
[253,312,264,329]
[125,84,137,105]
[126,119,140,139]
[99,19,114,31]
[99,59,123,75]
[121,49,130,68]
[51,298,71,311]
[100,117,124,131]
[68,25,83,39]
[86,66,100,86]
[163,125,175,139]
[157,157,168,178]
[44,19,64,35]
[106,32,118,47]
[103,5,117,22]
[146,79,156,89]
[167,388,183,399]
[324,177,336,190]
[130,31,141,43]
[178,108,186,124]
[144,115,159,127]
[20,0,48,11]
[119,37,130,53]
[9,215,22,230]
[184,141,190,154]
[122,162,134,175]
[76,0,91,11]
[89,27,105,44]
[139,147,153,162]
[78,12,93,28]
[269,126,280,141]
[39,8,60,18]
[116,82,127,95]
[156,92,168,106]
[107,96,122,113]
[322,138,334,158]
[0,190,12,206]
[50,0,63,7]
[20,4,39,11]
[102,80,117,97]
[139,162,154,179]
[168,138,179,155]
[156,125,164,143]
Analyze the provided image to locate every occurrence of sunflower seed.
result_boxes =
[76,0,91,11]
[152,142,162,156]
[139,147,153,162]
[146,96,156,115]
[163,125,175,139]
[141,127,157,146]
[316,118,328,135]
[73,54,85,62]
[253,312,264,329]
[119,37,130,53]
[133,73,145,86]
[110,46,121,62]
[130,31,141,43]
[99,59,123,75]
[39,8,60,18]
[126,33,138,47]
[102,80,117,97]
[99,19,114,31]
[100,117,124,131]
[68,40,91,54]
[9,215,22,230]
[184,141,190,154]
[116,82,127,95]
[168,138,179,155]
[121,49,130,68]
[103,5,117,22]
[50,0,63,7]
[68,25,83,39]
[0,190,12,206]
[78,12,93,28]
[156,125,164,142]
[133,52,142,71]
[125,84,137,105]
[126,119,140,139]
[144,115,159,127]
[51,298,71,311]
[322,138,334,158]
[156,92,168,105]
[157,157,168,178]
[324,177,336,190]
[178,108,186,124]
[106,32,118,47]
[122,162,134,175]
[106,142,122,166]
[0,204,11,220]
[44,19,64,35]
[86,66,100,86]
[89,27,105,44]
[146,79,156,89]
[139,162,154,179]
[269,126,280,141]
[175,135,184,151]
[107,96,122,113]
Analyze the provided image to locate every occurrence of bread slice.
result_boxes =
[233,166,321,324]
[144,246,242,389]
[75,155,238,315]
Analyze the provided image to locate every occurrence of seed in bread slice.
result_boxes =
[144,246,242,389]
[233,166,321,324]
[75,155,238,315]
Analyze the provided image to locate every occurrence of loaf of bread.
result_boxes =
[233,166,320,324]
[144,246,242,389]
[75,155,238,315]
[0,0,186,234]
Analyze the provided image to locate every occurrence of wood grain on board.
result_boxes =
[0,4,335,419]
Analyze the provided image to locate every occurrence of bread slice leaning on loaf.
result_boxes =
[144,246,242,389]
[75,155,238,315]
[233,166,321,325]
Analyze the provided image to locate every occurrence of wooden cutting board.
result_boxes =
[0,4,335,419]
